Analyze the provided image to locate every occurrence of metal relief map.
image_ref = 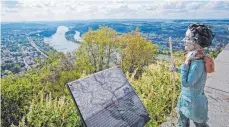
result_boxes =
[67,67,150,127]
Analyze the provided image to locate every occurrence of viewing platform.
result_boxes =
[203,43,229,127]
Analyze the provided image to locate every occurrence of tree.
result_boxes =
[76,27,158,79]
[13,64,21,73]
[1,51,81,127]
[75,26,120,74]
[118,28,158,78]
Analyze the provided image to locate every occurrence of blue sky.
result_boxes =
[1,0,229,22]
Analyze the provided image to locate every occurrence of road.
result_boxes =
[27,37,48,58]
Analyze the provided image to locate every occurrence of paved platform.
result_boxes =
[203,44,229,127]
[161,44,229,127]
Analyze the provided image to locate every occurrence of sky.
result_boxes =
[1,0,229,22]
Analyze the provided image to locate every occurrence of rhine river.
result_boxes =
[44,26,82,53]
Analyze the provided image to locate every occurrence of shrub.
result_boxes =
[129,61,181,127]
[11,91,81,127]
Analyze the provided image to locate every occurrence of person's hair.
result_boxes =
[188,23,215,48]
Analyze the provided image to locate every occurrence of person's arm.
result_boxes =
[180,63,201,87]
[177,67,181,73]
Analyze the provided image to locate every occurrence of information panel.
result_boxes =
[67,67,150,127]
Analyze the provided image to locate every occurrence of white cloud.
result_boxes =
[186,2,201,10]
[1,0,229,22]
[205,1,229,10]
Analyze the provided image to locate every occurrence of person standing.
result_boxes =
[170,23,215,127]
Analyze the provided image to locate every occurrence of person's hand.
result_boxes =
[184,57,190,64]
[169,64,177,72]
[185,51,197,64]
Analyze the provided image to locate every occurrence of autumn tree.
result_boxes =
[75,26,121,74]
[118,28,158,78]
